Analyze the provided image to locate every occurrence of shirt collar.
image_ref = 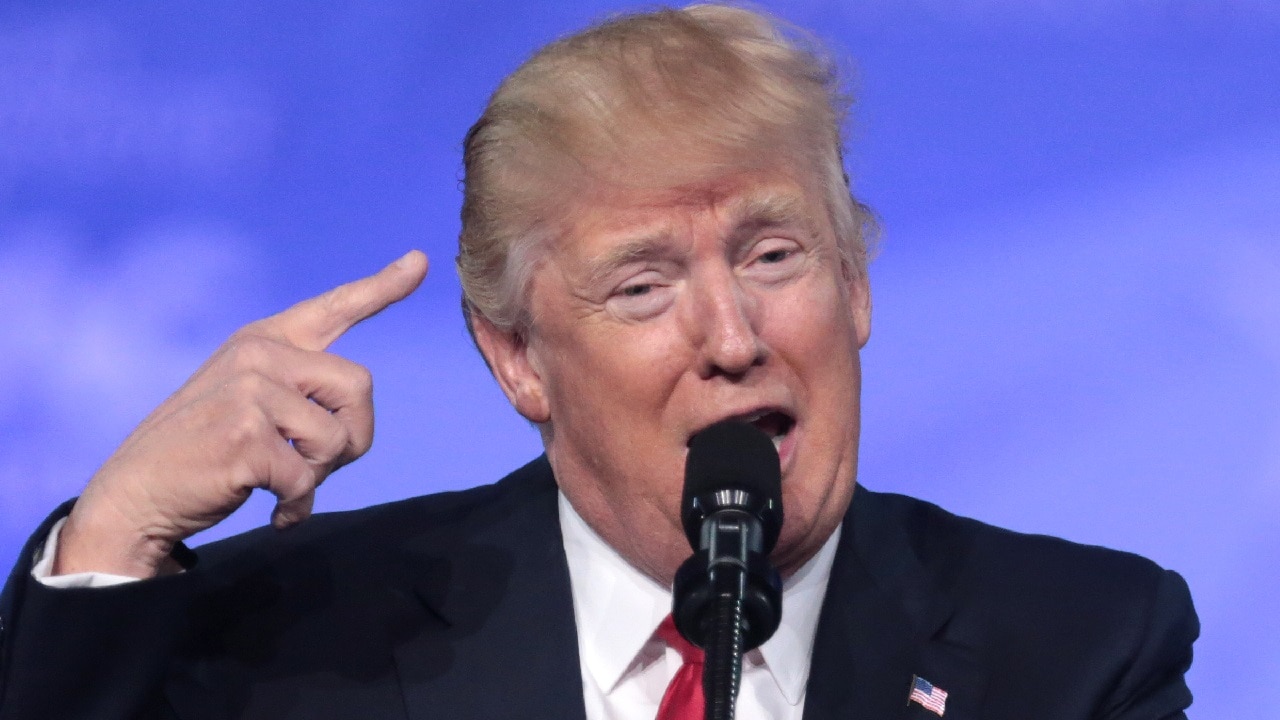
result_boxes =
[559,491,841,706]
[756,518,840,704]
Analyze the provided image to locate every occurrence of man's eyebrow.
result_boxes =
[583,233,675,288]
[580,192,812,288]
[729,191,812,235]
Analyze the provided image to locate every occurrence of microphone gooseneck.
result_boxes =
[702,593,745,720]
[671,420,784,720]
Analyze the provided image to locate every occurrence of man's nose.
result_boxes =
[690,268,766,379]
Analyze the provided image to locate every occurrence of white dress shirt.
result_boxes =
[559,493,840,720]
[30,516,136,589]
[33,496,841,719]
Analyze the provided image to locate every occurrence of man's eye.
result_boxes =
[758,249,791,264]
[620,284,652,297]
[608,278,672,321]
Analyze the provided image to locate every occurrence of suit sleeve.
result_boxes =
[1100,569,1200,720]
[0,501,194,720]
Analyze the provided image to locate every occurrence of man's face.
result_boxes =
[479,164,871,585]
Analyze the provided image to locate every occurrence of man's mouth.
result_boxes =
[736,409,796,453]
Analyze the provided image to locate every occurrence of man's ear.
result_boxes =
[847,266,872,349]
[471,312,552,423]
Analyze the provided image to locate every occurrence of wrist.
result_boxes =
[54,501,179,579]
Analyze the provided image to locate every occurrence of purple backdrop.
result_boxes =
[2,1,1278,715]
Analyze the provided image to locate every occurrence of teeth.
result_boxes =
[723,409,792,451]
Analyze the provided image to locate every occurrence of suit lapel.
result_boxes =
[389,458,587,720]
[383,470,989,720]
[804,488,987,720]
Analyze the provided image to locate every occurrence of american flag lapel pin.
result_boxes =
[907,674,948,717]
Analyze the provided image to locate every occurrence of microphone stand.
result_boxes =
[702,578,747,720]
[673,508,781,720]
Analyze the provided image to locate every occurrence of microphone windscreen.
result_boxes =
[683,420,782,508]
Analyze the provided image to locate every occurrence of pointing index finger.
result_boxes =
[264,250,429,351]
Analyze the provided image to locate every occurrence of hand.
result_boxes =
[54,250,429,579]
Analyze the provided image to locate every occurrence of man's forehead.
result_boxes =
[563,176,816,249]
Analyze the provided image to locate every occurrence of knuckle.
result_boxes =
[310,464,334,489]
[288,468,318,497]
[349,364,374,396]
[325,420,352,458]
[226,407,271,449]
[270,455,313,498]
[319,284,355,319]
[337,405,374,458]
[303,422,348,468]
[228,370,270,398]
[222,334,273,371]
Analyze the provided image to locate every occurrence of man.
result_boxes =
[0,5,1197,719]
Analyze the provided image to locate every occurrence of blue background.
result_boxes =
[2,1,1277,715]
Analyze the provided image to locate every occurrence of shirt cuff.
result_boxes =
[31,516,147,588]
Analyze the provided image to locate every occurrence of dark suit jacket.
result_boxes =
[0,456,1198,719]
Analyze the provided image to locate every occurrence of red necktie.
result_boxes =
[655,615,705,720]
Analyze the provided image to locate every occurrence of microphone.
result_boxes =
[671,419,784,720]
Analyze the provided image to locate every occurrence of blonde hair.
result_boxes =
[456,3,876,336]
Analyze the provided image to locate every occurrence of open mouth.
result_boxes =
[737,409,795,452]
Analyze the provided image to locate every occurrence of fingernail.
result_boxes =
[393,250,416,269]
